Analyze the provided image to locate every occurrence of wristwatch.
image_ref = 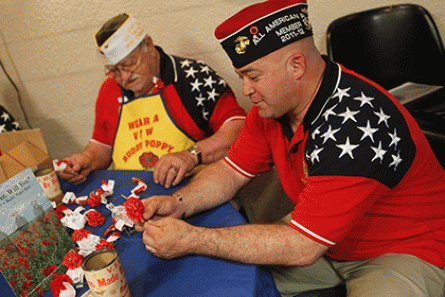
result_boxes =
[187,145,202,165]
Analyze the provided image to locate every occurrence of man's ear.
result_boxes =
[288,53,306,80]
[142,35,155,53]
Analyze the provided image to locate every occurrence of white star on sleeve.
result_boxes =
[218,78,227,87]
[371,141,387,163]
[200,65,211,75]
[321,125,341,144]
[374,108,391,127]
[1,112,10,121]
[323,105,337,121]
[338,107,359,124]
[207,89,219,101]
[204,76,216,88]
[195,94,206,106]
[354,92,374,108]
[388,128,401,149]
[337,137,359,159]
[389,151,403,170]
[184,67,198,78]
[311,126,321,139]
[202,109,209,120]
[190,79,203,92]
[333,87,351,102]
[309,146,324,163]
[357,120,378,142]
[0,124,6,133]
[180,59,192,68]
[12,122,20,129]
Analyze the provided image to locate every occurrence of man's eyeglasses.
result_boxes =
[105,45,143,77]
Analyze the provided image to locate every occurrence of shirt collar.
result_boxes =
[277,55,339,141]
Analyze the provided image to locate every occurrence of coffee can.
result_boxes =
[34,166,64,206]
[81,249,132,297]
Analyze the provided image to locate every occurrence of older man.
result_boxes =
[59,14,245,188]
[136,1,445,296]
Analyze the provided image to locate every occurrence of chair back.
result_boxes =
[326,4,445,90]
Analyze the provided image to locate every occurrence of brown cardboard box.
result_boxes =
[0,129,52,183]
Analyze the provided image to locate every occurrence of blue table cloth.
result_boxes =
[1,170,280,297]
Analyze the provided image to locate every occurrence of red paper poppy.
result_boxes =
[95,187,106,196]
[62,250,83,270]
[104,223,117,237]
[76,198,88,205]
[71,229,92,242]
[86,210,106,227]
[95,239,114,251]
[55,205,68,219]
[124,197,145,222]
[87,194,102,208]
[50,274,72,297]
[154,77,165,89]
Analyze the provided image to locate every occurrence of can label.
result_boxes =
[82,249,132,297]
[35,168,63,202]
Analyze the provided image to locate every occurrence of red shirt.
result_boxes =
[92,47,246,147]
[225,58,445,267]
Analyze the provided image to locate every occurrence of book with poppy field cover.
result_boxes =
[0,168,74,297]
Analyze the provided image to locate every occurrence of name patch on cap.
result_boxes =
[97,16,146,65]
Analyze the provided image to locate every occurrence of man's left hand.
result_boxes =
[142,216,197,259]
[153,151,197,188]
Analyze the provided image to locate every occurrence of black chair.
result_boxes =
[326,3,445,168]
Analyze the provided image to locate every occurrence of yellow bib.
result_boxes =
[112,93,195,170]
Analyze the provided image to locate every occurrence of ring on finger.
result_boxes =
[145,245,155,252]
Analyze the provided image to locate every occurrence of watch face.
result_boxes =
[188,146,200,155]
[187,145,202,165]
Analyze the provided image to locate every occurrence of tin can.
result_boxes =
[34,166,64,206]
[82,249,132,297]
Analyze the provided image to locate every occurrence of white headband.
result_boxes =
[97,16,146,65]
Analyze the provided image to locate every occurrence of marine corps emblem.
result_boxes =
[234,36,250,54]
[301,8,313,32]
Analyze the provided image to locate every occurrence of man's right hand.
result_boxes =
[58,141,112,185]
[58,153,93,185]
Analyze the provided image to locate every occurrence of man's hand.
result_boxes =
[134,195,179,232]
[153,150,198,188]
[58,142,112,185]
[142,217,197,259]
[57,153,93,185]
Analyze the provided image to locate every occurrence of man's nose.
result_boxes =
[119,69,133,81]
[242,79,254,97]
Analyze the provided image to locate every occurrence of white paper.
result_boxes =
[389,82,443,105]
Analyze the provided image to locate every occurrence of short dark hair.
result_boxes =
[95,13,129,47]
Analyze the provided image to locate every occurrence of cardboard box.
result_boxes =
[0,129,52,183]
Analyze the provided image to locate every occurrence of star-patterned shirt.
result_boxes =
[0,105,20,133]
[92,46,245,147]
[225,56,445,267]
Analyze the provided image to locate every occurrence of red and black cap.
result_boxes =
[215,0,313,68]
